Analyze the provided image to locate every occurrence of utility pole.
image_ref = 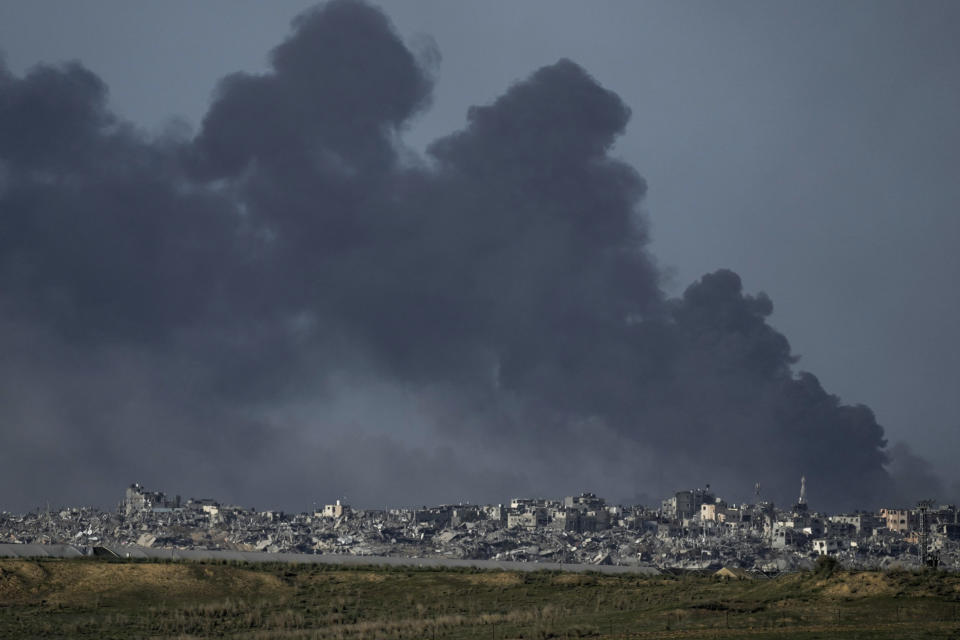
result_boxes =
[917,499,934,567]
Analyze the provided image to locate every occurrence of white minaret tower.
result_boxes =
[798,475,807,505]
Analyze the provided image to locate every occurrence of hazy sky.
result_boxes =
[0,0,957,510]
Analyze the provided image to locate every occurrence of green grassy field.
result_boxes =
[1,558,959,639]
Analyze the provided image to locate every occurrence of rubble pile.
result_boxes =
[2,484,958,572]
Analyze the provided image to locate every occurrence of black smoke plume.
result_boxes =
[0,0,916,512]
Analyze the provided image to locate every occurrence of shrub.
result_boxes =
[815,555,838,578]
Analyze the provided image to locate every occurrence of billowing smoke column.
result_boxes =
[0,0,921,511]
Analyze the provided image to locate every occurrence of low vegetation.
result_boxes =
[2,558,959,639]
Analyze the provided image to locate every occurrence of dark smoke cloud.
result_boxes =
[886,442,946,507]
[0,0,925,512]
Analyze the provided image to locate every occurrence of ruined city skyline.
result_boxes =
[3,480,957,573]
[4,477,941,516]
[0,1,958,513]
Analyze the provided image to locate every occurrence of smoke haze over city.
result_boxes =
[0,0,958,513]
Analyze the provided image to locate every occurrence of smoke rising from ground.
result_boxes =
[0,0,941,512]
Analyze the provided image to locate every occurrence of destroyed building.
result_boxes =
[2,480,959,574]
[122,483,181,516]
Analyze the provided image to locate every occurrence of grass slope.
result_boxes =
[1,558,959,639]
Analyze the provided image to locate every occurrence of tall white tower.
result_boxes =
[798,475,807,505]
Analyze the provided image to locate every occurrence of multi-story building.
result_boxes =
[880,508,911,534]
[322,500,350,519]
[675,488,714,520]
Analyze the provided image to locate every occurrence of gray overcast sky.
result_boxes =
[1,0,957,505]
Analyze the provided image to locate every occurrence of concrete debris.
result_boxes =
[1,485,958,573]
